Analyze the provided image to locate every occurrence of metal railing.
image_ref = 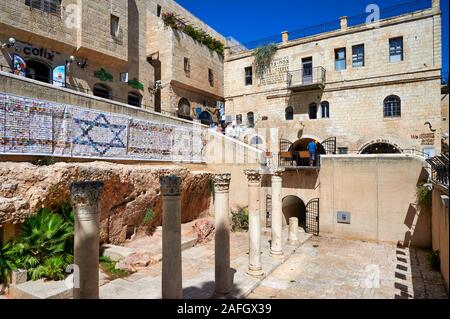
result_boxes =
[287,67,326,88]
[228,0,433,55]
[426,154,449,188]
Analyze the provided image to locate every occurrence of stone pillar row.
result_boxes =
[69,169,290,299]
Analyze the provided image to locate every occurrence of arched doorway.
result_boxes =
[93,83,112,99]
[360,142,402,154]
[26,60,51,84]
[291,138,326,167]
[178,98,192,121]
[198,111,213,126]
[127,92,141,107]
[282,196,306,231]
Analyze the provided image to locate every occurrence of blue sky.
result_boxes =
[175,0,449,72]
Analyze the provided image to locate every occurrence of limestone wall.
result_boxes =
[319,155,431,247]
[223,7,442,153]
[431,184,449,293]
[0,162,212,245]
[147,0,225,117]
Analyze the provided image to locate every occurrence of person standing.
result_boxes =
[308,140,317,167]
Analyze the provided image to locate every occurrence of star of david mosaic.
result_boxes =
[73,113,127,156]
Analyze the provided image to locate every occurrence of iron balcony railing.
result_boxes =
[228,0,433,55]
[426,154,449,188]
[287,67,326,89]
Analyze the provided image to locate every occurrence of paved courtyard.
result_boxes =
[99,228,312,299]
[248,236,448,299]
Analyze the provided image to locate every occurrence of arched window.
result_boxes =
[384,95,401,117]
[127,92,141,107]
[285,106,294,121]
[247,112,255,128]
[178,98,192,120]
[321,101,330,118]
[26,60,51,84]
[93,84,112,100]
[250,136,264,150]
[309,103,317,120]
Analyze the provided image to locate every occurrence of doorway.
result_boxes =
[26,60,51,84]
[302,57,313,84]
[360,142,402,154]
[282,196,307,231]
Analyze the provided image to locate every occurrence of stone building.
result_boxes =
[224,0,443,158]
[0,0,226,121]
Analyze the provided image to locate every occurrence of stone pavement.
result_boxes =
[247,236,448,299]
[99,229,312,299]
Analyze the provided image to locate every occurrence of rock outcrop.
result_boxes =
[0,161,212,244]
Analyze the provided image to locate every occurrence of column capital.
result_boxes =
[272,169,285,178]
[160,175,182,196]
[244,170,262,184]
[70,181,103,220]
[212,173,231,193]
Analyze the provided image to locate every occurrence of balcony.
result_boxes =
[287,67,326,92]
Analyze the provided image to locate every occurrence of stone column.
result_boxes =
[160,175,183,299]
[244,170,264,277]
[288,217,299,245]
[270,170,284,258]
[213,173,232,297]
[70,181,104,299]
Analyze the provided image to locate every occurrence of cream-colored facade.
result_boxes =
[224,1,443,156]
[0,0,226,120]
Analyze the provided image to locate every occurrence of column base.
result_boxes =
[269,249,284,259]
[287,239,299,246]
[247,267,265,278]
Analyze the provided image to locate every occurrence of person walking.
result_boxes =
[308,140,317,167]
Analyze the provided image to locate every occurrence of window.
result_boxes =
[352,44,365,67]
[128,92,141,107]
[389,37,403,62]
[208,69,214,86]
[93,84,112,100]
[111,15,120,37]
[25,0,61,15]
[309,103,318,120]
[338,147,349,155]
[184,57,190,74]
[285,106,294,121]
[245,67,253,86]
[247,112,255,128]
[383,95,401,117]
[335,48,346,71]
[236,114,243,125]
[321,101,330,118]
[157,5,162,17]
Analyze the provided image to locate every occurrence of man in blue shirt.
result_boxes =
[308,140,317,167]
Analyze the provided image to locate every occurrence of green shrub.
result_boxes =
[128,78,145,91]
[0,242,19,284]
[99,255,131,280]
[231,207,249,232]
[94,68,113,82]
[0,205,74,283]
[416,184,432,208]
[253,43,277,73]
[428,250,440,271]
[143,208,157,236]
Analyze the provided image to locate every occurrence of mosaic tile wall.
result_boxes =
[0,93,206,162]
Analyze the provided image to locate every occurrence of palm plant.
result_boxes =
[0,241,19,284]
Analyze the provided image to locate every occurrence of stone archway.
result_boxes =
[26,59,51,84]
[282,195,306,231]
[360,142,402,154]
[178,98,192,121]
